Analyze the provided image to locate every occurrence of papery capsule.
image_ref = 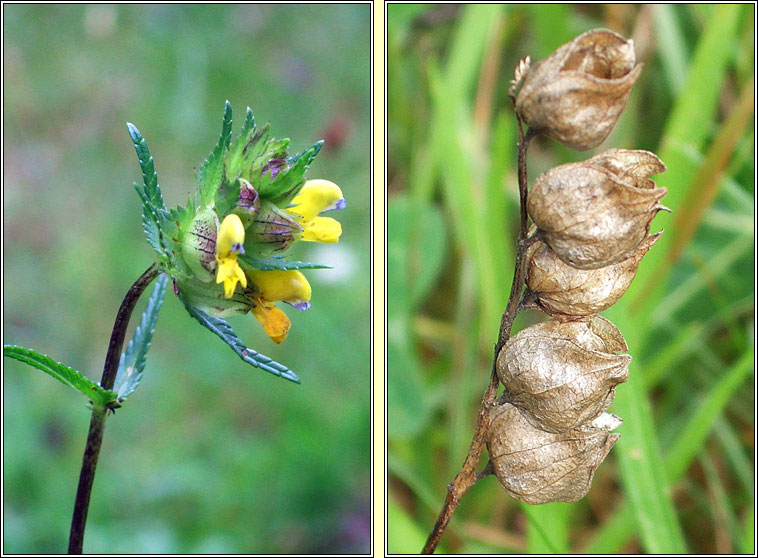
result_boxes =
[527,233,661,319]
[514,28,641,151]
[487,403,621,505]
[528,149,667,270]
[497,316,630,433]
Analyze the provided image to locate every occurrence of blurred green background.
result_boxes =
[388,4,753,555]
[3,4,370,554]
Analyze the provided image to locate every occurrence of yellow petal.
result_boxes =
[251,302,291,344]
[217,213,246,256]
[247,269,311,307]
[216,257,247,298]
[222,278,235,299]
[291,180,344,222]
[299,216,342,243]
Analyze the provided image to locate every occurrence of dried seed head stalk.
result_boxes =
[488,30,667,506]
[424,28,668,552]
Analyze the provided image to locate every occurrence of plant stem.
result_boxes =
[68,263,159,554]
[421,118,533,554]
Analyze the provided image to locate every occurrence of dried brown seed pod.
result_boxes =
[497,316,630,433]
[487,403,621,505]
[514,28,641,151]
[527,148,667,270]
[526,233,661,319]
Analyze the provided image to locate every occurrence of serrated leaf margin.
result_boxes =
[4,345,118,407]
[114,273,169,399]
[199,100,234,206]
[239,254,332,271]
[175,291,301,384]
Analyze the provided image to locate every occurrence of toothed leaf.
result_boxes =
[176,291,300,384]
[134,182,166,258]
[240,254,332,271]
[226,106,256,171]
[128,122,166,212]
[114,274,168,400]
[236,125,273,179]
[199,100,233,206]
[4,345,118,407]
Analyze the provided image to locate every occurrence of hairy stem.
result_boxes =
[422,118,533,554]
[68,263,159,554]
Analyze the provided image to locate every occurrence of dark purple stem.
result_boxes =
[421,117,535,554]
[68,263,159,554]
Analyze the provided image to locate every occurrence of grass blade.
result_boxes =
[582,348,753,553]
[626,4,745,317]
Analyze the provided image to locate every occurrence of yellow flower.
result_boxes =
[248,269,312,309]
[247,269,312,344]
[288,179,345,243]
[251,303,290,345]
[215,214,247,298]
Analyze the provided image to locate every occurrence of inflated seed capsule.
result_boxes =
[514,28,641,151]
[497,316,630,433]
[487,403,621,505]
[526,233,661,319]
[527,149,667,270]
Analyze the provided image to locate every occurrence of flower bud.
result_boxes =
[527,233,661,319]
[528,149,667,269]
[181,208,219,282]
[487,403,621,504]
[236,177,261,214]
[497,316,630,433]
[514,28,641,151]
[261,157,288,179]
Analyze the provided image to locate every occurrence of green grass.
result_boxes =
[3,4,369,554]
[388,4,754,554]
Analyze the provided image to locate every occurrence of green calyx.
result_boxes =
[181,208,219,282]
[245,201,303,259]
[174,276,253,318]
